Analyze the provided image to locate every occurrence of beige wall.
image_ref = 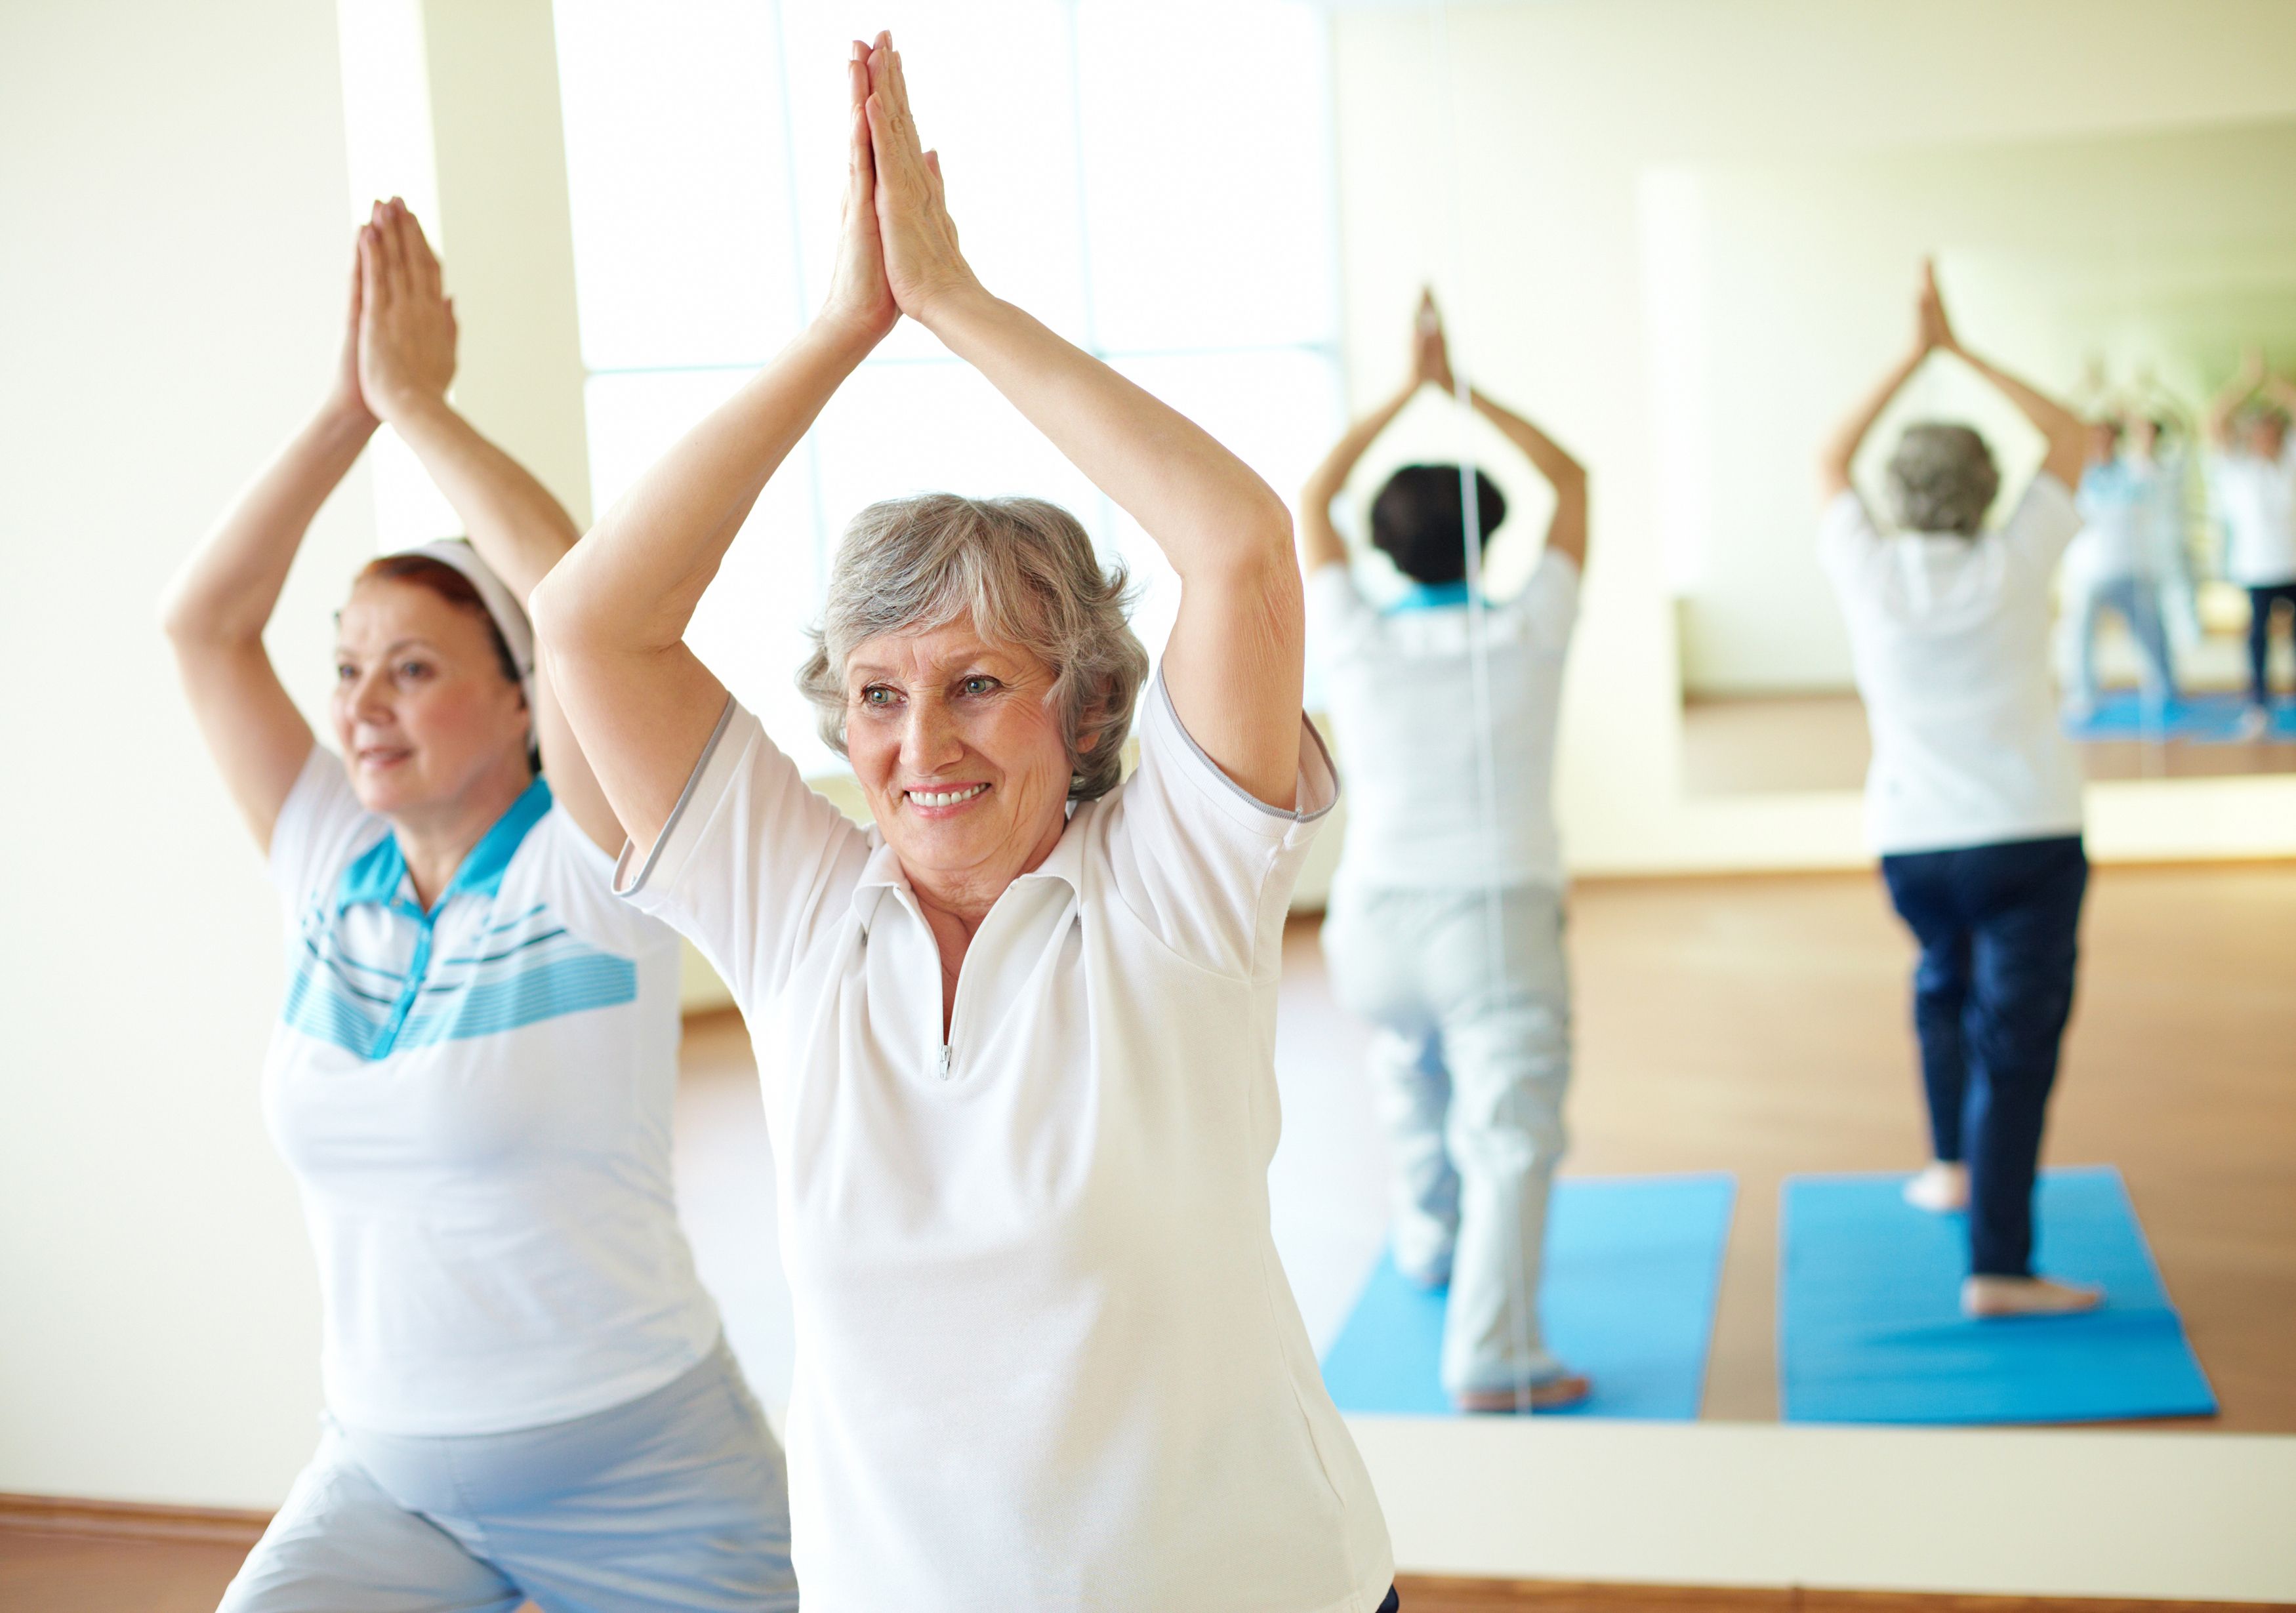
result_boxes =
[0,0,366,1505]
[1329,0,2296,872]
[1680,119,2296,696]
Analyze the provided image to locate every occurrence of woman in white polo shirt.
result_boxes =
[162,201,794,1612]
[1816,262,2101,1320]
[533,36,1395,1613]
[1300,293,1591,1412]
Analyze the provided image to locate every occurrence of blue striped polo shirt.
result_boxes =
[261,745,720,1436]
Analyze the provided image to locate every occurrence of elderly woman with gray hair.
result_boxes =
[1816,261,2101,1321]
[533,33,1395,1613]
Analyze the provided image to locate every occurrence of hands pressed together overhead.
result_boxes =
[329,197,457,427]
[1412,289,1456,395]
[1913,258,1959,358]
[824,31,982,344]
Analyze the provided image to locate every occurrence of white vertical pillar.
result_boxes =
[335,0,591,544]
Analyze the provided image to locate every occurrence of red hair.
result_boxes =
[353,554,522,687]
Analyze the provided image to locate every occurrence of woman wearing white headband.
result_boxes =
[162,200,795,1613]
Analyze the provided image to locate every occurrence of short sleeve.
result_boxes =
[267,745,380,920]
[1816,488,1882,587]
[614,699,873,1011]
[2000,470,2084,577]
[1100,671,1338,980]
[1304,562,1378,659]
[526,807,680,961]
[1509,547,1582,654]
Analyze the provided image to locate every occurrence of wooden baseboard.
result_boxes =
[0,1492,269,1547]
[0,1500,2274,1610]
[1391,1575,2284,1612]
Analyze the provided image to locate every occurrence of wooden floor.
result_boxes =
[7,864,2289,1609]
[1679,691,2296,794]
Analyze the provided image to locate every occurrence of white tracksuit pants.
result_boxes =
[1322,881,1572,1398]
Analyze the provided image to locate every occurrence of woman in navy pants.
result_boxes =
[1815,262,2104,1319]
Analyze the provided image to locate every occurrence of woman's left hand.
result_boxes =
[820,40,899,344]
[358,198,457,424]
[863,33,983,326]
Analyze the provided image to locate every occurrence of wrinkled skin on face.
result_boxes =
[842,611,1091,921]
[331,577,531,827]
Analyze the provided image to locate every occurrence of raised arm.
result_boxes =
[863,37,1303,808]
[1299,381,1415,575]
[1442,298,1590,573]
[159,247,373,849]
[2205,348,2266,448]
[1820,287,1931,502]
[530,43,898,857]
[1925,266,2087,492]
[352,200,623,855]
[2256,359,2296,424]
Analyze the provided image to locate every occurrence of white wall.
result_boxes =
[1328,0,2296,872]
[0,0,365,1503]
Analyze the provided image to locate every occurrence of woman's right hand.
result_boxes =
[819,40,899,345]
[863,33,984,327]
[323,240,377,426]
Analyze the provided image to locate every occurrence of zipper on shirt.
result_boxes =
[937,1043,953,1081]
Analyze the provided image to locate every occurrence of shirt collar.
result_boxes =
[848,805,1088,930]
[335,775,554,918]
[1383,579,1475,615]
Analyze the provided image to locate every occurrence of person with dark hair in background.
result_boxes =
[162,201,796,1613]
[1816,260,2102,1320]
[1300,292,1592,1411]
[2203,347,2296,737]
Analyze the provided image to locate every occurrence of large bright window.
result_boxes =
[553,0,1343,771]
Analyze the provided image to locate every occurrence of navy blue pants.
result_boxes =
[2248,582,2296,707]
[1879,835,2088,1277]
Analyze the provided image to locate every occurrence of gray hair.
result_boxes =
[797,495,1151,801]
[1885,422,2000,537]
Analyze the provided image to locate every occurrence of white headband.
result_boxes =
[389,539,535,703]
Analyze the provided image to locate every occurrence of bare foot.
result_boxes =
[1962,1275,2104,1319]
[1902,1160,1969,1214]
[1454,1373,1593,1414]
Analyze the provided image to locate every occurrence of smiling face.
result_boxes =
[842,612,1082,910]
[331,577,531,821]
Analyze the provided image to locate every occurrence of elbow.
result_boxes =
[524,565,590,655]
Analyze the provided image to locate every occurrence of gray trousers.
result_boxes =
[1322,882,1572,1397]
[218,1337,796,1613]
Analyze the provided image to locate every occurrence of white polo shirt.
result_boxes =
[1308,549,1579,893]
[1819,473,2086,857]
[2207,440,2296,586]
[264,748,720,1435]
[618,675,1394,1613]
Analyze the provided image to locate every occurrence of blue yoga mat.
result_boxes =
[1779,1166,2216,1425]
[1320,1172,1735,1419]
[2064,689,2295,742]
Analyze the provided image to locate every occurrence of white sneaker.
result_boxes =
[1903,1161,1969,1214]
[2236,704,2270,741]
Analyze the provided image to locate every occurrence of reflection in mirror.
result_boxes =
[1659,119,2296,794]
